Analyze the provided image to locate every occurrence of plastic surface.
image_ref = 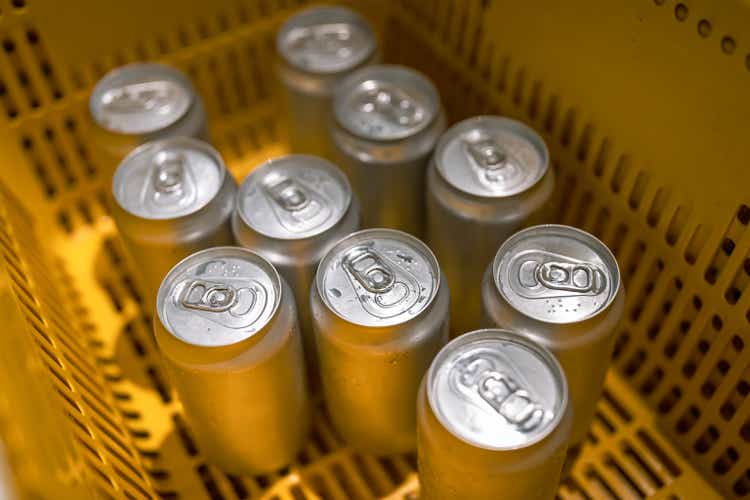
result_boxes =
[0,0,745,498]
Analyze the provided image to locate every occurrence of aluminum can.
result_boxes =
[90,62,208,172]
[481,224,625,456]
[232,154,360,386]
[277,6,378,158]
[154,247,310,475]
[111,137,236,304]
[417,329,571,500]
[331,65,446,237]
[427,115,554,336]
[311,228,449,454]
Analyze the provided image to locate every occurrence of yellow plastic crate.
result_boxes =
[0,0,747,498]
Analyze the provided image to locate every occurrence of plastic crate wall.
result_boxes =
[0,0,746,499]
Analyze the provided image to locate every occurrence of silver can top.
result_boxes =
[236,155,352,240]
[434,116,549,198]
[90,63,195,135]
[317,228,440,327]
[333,65,440,141]
[277,6,376,75]
[157,247,281,347]
[113,137,227,220]
[493,225,621,324]
[428,329,567,450]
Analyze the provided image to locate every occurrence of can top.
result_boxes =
[277,6,376,75]
[333,65,440,141]
[434,116,549,198]
[428,329,567,450]
[113,137,226,220]
[317,228,440,327]
[493,225,621,324]
[157,247,281,347]
[90,63,195,135]
[236,155,352,240]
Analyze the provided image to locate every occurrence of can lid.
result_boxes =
[434,116,549,198]
[493,225,621,324]
[428,329,567,450]
[157,247,281,347]
[237,155,352,240]
[333,65,440,141]
[113,137,226,220]
[277,6,376,75]
[90,63,194,135]
[317,228,439,327]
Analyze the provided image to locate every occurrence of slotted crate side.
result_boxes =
[0,184,160,499]
[384,0,750,497]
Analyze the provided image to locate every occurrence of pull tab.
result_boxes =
[343,248,395,293]
[290,24,354,58]
[353,85,425,127]
[537,262,605,294]
[453,355,546,432]
[141,148,197,211]
[510,250,609,300]
[265,178,310,212]
[261,176,332,234]
[180,280,237,312]
[177,277,269,330]
[341,245,422,319]
[101,80,179,115]
[463,137,526,190]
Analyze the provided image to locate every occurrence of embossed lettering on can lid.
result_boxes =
[277,6,376,74]
[157,247,281,347]
[494,225,621,324]
[317,228,439,327]
[237,155,352,240]
[333,65,440,141]
[113,137,226,220]
[428,329,567,449]
[435,116,549,198]
[90,63,194,135]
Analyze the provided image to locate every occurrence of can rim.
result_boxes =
[492,224,623,324]
[156,246,283,347]
[235,154,353,241]
[433,115,550,199]
[315,227,442,328]
[333,64,441,142]
[276,5,376,75]
[89,62,194,135]
[112,136,228,221]
[426,328,569,451]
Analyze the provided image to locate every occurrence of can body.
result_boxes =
[232,155,360,387]
[89,63,208,174]
[155,247,310,475]
[111,138,236,304]
[417,329,571,500]
[332,65,445,237]
[426,116,554,335]
[276,6,378,158]
[480,224,625,451]
[312,229,449,454]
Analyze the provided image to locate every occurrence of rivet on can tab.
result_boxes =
[263,176,331,233]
